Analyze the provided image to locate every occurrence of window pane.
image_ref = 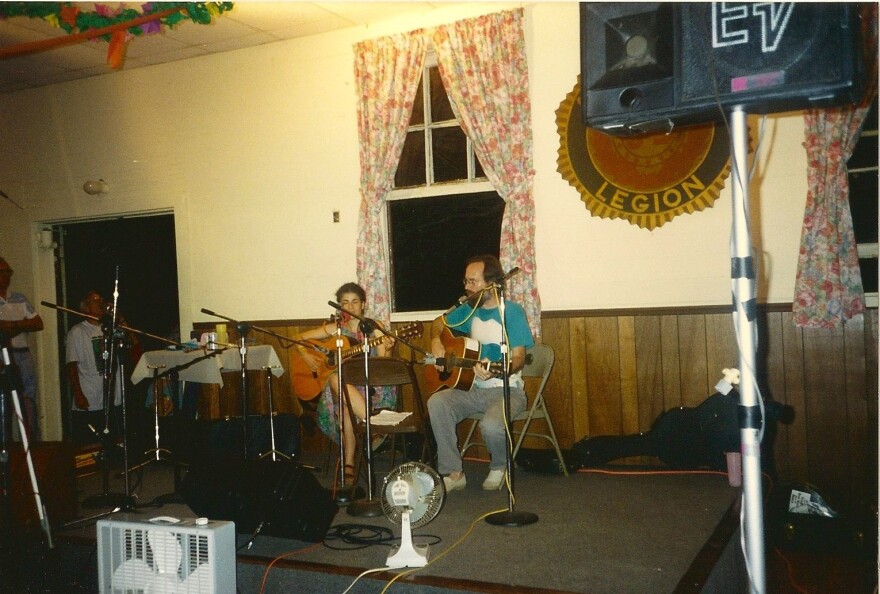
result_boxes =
[395,131,427,188]
[475,150,486,179]
[858,258,878,293]
[388,192,505,311]
[411,74,425,126]
[432,127,468,183]
[849,170,878,243]
[430,66,455,122]
[847,135,878,170]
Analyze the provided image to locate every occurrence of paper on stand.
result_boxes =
[370,410,411,426]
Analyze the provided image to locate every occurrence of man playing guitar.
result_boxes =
[427,255,533,493]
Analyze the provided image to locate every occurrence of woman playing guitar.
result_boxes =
[293,282,395,483]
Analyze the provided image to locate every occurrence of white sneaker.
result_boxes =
[482,469,505,490]
[443,474,467,492]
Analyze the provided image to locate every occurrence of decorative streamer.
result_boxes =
[0,2,234,69]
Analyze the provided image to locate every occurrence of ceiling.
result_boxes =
[0,2,452,94]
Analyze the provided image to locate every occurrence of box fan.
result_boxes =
[97,514,235,594]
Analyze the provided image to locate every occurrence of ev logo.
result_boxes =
[711,2,795,53]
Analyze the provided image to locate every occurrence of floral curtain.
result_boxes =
[432,9,542,337]
[793,5,878,328]
[353,32,428,326]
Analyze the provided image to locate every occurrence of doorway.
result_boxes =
[52,213,180,442]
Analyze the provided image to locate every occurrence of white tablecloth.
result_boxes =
[131,345,284,387]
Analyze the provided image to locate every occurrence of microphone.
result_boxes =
[328,300,342,310]
[486,266,522,290]
[359,318,376,334]
[504,266,522,281]
[201,308,216,316]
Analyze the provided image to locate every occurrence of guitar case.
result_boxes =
[568,391,740,471]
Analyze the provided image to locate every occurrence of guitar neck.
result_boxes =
[446,353,503,374]
[341,329,396,359]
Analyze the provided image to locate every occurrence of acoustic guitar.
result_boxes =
[290,322,422,400]
[424,327,505,394]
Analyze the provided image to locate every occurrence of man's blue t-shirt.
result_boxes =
[443,300,534,388]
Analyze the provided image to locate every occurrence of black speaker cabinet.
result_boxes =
[181,458,337,542]
[581,2,867,135]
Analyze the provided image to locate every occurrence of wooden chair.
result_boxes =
[460,343,568,476]
[341,356,433,483]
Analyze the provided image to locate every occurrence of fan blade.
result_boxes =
[145,573,183,594]
[111,558,154,591]
[147,530,183,575]
[181,562,214,594]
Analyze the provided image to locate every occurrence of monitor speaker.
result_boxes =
[181,458,337,542]
[581,2,867,135]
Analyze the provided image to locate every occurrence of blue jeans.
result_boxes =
[427,385,526,475]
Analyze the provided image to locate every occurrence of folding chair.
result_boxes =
[460,343,568,476]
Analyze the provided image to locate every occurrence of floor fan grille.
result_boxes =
[97,514,235,594]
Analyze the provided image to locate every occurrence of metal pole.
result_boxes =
[729,106,766,594]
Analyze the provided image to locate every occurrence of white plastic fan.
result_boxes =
[97,514,235,594]
[380,461,444,568]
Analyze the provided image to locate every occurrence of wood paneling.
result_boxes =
[195,306,878,512]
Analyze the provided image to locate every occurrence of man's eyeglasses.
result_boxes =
[462,278,483,287]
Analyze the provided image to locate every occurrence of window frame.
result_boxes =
[385,55,502,320]
[848,99,878,308]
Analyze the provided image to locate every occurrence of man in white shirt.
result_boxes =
[65,290,122,445]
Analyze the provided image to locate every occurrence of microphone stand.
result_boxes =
[484,280,537,528]
[40,301,183,525]
[198,309,252,459]
[329,311,354,506]
[81,313,136,512]
[201,308,319,461]
[345,315,382,517]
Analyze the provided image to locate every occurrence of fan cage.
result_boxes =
[97,515,236,594]
[381,461,444,528]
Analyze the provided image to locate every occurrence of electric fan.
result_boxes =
[380,461,445,568]
[96,514,235,594]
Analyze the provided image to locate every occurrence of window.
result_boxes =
[387,59,504,313]
[848,96,878,307]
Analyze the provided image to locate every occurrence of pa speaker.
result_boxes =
[181,458,337,542]
[581,2,867,135]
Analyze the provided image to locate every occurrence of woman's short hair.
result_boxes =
[335,282,366,302]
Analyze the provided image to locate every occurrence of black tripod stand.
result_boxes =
[80,319,136,511]
[0,334,53,549]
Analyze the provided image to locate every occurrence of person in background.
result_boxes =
[294,282,395,483]
[0,256,44,442]
[65,290,123,445]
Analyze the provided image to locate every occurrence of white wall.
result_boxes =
[0,3,808,438]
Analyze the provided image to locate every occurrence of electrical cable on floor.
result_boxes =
[378,506,508,594]
[324,522,441,551]
[340,566,392,594]
[256,541,323,594]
